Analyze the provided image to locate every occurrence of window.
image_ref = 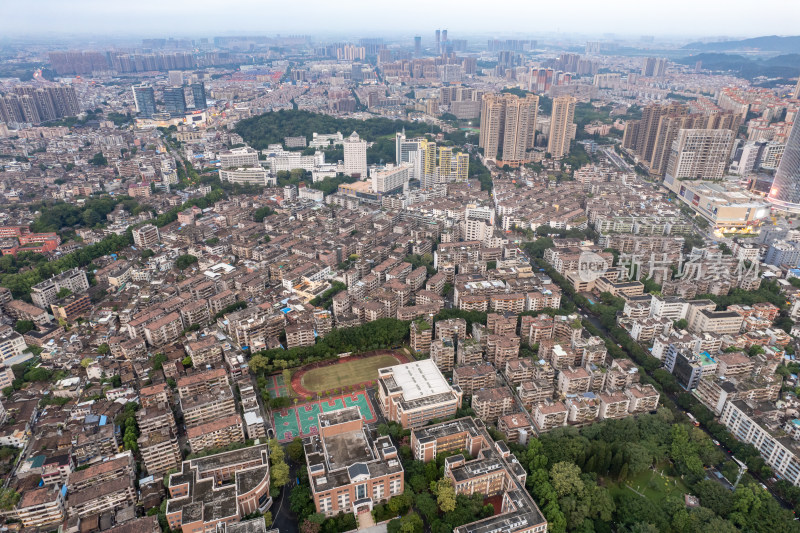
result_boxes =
[356,484,367,500]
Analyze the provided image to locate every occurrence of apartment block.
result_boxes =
[13,486,66,528]
[430,338,455,372]
[177,367,229,399]
[286,323,316,349]
[598,391,631,419]
[471,387,515,424]
[31,268,89,308]
[625,384,660,413]
[139,428,182,476]
[497,413,535,444]
[720,401,800,486]
[453,363,496,396]
[533,400,569,433]
[410,320,433,353]
[180,386,236,428]
[187,414,246,454]
[557,366,591,396]
[143,312,183,346]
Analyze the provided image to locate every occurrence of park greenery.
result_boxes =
[30,195,147,235]
[234,109,440,152]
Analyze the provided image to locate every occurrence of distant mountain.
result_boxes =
[677,53,800,80]
[682,35,800,54]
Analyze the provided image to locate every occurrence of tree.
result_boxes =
[287,437,305,462]
[89,152,108,166]
[416,492,438,522]
[271,461,289,488]
[549,462,584,498]
[182,356,193,368]
[0,488,21,511]
[96,343,110,354]
[80,357,94,368]
[432,479,456,512]
[14,320,34,334]
[175,254,198,270]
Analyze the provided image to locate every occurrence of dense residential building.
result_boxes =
[30,268,89,308]
[479,93,539,165]
[547,95,577,159]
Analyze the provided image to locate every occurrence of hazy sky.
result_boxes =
[3,0,800,40]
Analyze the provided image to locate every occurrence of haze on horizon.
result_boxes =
[2,0,800,41]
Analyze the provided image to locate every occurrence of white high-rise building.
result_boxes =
[371,165,411,194]
[343,131,368,178]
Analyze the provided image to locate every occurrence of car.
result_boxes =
[712,440,720,446]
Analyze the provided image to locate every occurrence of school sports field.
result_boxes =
[264,374,290,398]
[291,350,410,396]
[272,390,377,442]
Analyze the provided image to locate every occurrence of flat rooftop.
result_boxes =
[385,359,452,401]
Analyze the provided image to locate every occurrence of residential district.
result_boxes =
[0,25,800,533]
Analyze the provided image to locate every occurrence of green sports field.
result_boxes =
[300,354,400,393]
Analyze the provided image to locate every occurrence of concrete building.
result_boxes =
[720,400,800,486]
[377,359,463,428]
[219,147,259,169]
[768,120,800,212]
[31,268,89,308]
[664,129,734,183]
[343,131,367,178]
[304,407,404,517]
[411,418,548,533]
[471,387,515,424]
[167,444,272,532]
[547,96,577,159]
[132,224,160,248]
[479,93,539,165]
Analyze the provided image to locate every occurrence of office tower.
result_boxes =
[768,121,800,212]
[479,93,539,165]
[168,70,183,86]
[414,36,422,58]
[664,129,734,185]
[441,30,448,53]
[435,30,441,54]
[794,78,800,99]
[163,87,186,116]
[343,131,368,178]
[547,96,577,160]
[133,85,157,117]
[191,82,207,109]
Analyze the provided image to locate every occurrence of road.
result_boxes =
[270,459,301,533]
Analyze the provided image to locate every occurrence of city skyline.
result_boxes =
[2,0,800,39]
